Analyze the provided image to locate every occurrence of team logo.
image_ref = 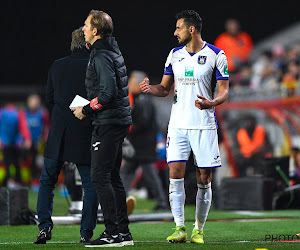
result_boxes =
[198,55,207,65]
[185,66,194,77]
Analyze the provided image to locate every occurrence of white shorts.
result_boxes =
[166,128,221,168]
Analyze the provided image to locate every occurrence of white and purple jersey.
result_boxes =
[164,42,229,129]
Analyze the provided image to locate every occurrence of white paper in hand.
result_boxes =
[69,95,90,110]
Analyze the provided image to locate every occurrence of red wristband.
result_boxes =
[90,97,103,110]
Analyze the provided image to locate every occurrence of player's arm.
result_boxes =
[196,50,229,110]
[139,75,174,97]
[195,79,229,110]
[211,79,229,106]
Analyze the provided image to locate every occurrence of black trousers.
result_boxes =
[28,144,39,180]
[91,124,130,235]
[3,146,21,184]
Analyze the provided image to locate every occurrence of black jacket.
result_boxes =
[126,93,157,162]
[44,48,93,165]
[83,37,132,127]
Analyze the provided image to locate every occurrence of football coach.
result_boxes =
[73,10,133,247]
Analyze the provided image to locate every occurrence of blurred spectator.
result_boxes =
[25,94,50,191]
[285,46,299,65]
[155,132,169,194]
[289,137,300,186]
[215,18,253,73]
[236,115,272,176]
[121,71,169,210]
[286,60,300,80]
[272,44,286,71]
[291,150,300,182]
[0,103,32,187]
[281,73,298,97]
[291,147,300,178]
[230,63,252,89]
[250,50,277,90]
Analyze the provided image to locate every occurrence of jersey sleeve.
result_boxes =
[215,50,229,80]
[163,49,174,75]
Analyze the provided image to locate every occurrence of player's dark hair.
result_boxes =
[175,10,202,33]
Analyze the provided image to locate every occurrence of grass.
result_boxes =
[0,187,299,249]
[0,220,300,249]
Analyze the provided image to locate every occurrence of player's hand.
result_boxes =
[73,106,86,120]
[139,77,150,93]
[195,95,213,110]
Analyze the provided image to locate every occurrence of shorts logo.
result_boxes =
[198,55,207,65]
[211,156,221,165]
[185,67,194,77]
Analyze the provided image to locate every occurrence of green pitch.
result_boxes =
[0,189,299,249]
[0,219,300,249]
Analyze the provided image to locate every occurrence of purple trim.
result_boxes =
[173,46,185,53]
[216,76,229,81]
[206,43,222,55]
[213,108,218,128]
[164,64,173,75]
[198,165,222,169]
[216,68,222,79]
[167,160,188,164]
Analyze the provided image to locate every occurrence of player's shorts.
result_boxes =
[166,128,221,168]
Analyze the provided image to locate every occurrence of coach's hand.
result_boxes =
[195,95,213,110]
[139,77,150,93]
[73,106,86,120]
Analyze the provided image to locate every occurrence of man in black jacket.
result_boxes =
[73,10,133,247]
[34,28,98,244]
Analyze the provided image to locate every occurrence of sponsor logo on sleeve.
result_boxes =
[224,65,229,76]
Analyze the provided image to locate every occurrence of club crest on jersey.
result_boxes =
[198,55,207,65]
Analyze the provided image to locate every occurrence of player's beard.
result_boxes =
[178,33,192,45]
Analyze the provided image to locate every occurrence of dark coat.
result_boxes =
[44,48,93,165]
[126,93,157,162]
[83,37,132,127]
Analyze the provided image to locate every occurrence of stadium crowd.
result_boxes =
[228,41,300,101]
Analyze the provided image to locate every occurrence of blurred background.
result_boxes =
[1,0,300,221]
